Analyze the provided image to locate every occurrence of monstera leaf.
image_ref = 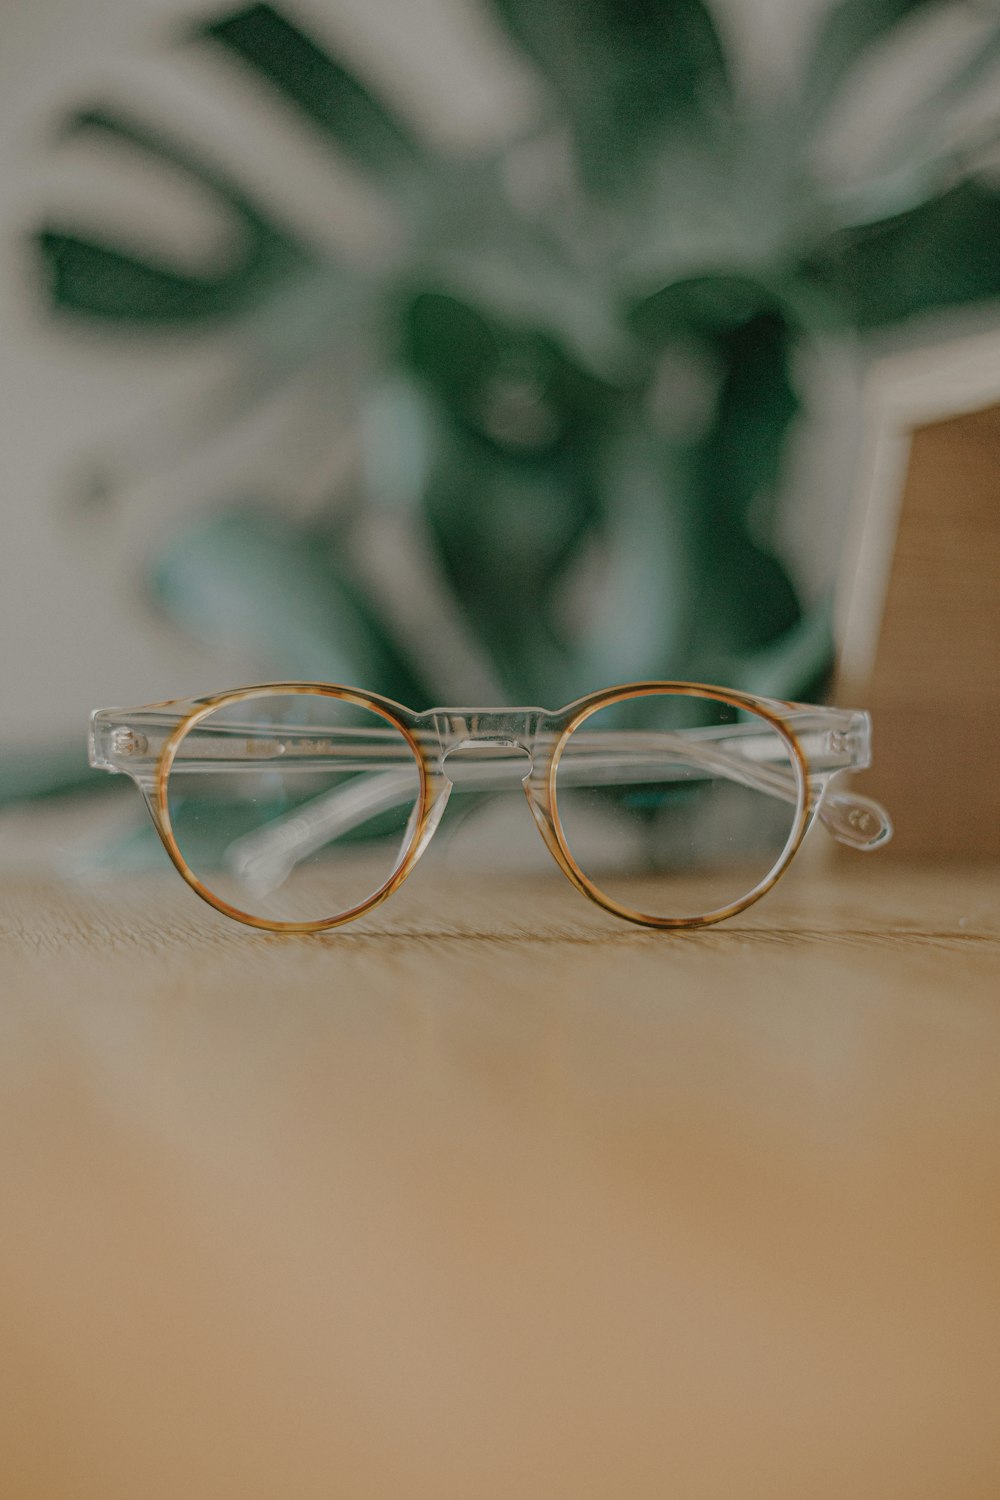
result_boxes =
[37,105,309,323]
[20,0,1000,801]
[488,0,733,189]
[802,0,947,118]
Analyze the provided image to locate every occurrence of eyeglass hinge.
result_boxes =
[110,727,149,757]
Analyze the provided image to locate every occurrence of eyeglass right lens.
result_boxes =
[553,689,803,923]
[164,691,422,925]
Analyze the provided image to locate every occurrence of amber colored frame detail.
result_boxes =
[146,679,814,935]
[154,684,431,934]
[544,682,810,930]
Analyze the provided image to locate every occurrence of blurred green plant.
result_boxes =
[14,0,1000,806]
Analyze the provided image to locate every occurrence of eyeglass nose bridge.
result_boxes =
[419,712,570,882]
[441,737,535,788]
[427,708,548,773]
[402,709,555,872]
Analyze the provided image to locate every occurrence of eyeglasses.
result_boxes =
[88,681,892,932]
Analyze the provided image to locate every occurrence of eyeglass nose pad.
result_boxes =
[818,787,893,850]
[405,774,452,867]
[521,770,574,874]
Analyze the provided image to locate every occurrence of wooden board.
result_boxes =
[1,861,999,1498]
[853,404,1000,854]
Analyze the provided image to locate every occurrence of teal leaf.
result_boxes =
[35,108,305,323]
[807,178,1000,328]
[670,310,808,690]
[827,25,1000,229]
[632,276,803,540]
[405,293,505,431]
[0,746,107,807]
[571,434,695,691]
[629,274,782,341]
[404,291,617,454]
[199,3,423,180]
[630,278,802,530]
[56,106,281,229]
[803,0,945,121]
[692,530,803,668]
[36,231,290,324]
[403,291,629,697]
[486,0,730,188]
[694,311,800,532]
[724,597,835,702]
[151,506,429,706]
[419,425,601,700]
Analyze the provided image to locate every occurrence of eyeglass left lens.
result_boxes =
[164,691,422,925]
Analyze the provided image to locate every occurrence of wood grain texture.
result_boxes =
[1,861,998,1499]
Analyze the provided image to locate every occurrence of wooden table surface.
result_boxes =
[1,858,998,1498]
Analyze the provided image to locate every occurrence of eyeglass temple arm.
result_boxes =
[219,731,892,896]
[89,711,891,853]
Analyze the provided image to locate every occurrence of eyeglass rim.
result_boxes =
[154,682,433,933]
[544,682,810,930]
[150,679,814,934]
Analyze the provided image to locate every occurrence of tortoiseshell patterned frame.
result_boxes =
[89,680,891,933]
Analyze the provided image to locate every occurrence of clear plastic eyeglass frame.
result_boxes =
[89,681,893,933]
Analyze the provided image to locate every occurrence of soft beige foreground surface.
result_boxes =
[1,861,998,1498]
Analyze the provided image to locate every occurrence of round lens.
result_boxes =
[553,689,804,923]
[163,690,422,925]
